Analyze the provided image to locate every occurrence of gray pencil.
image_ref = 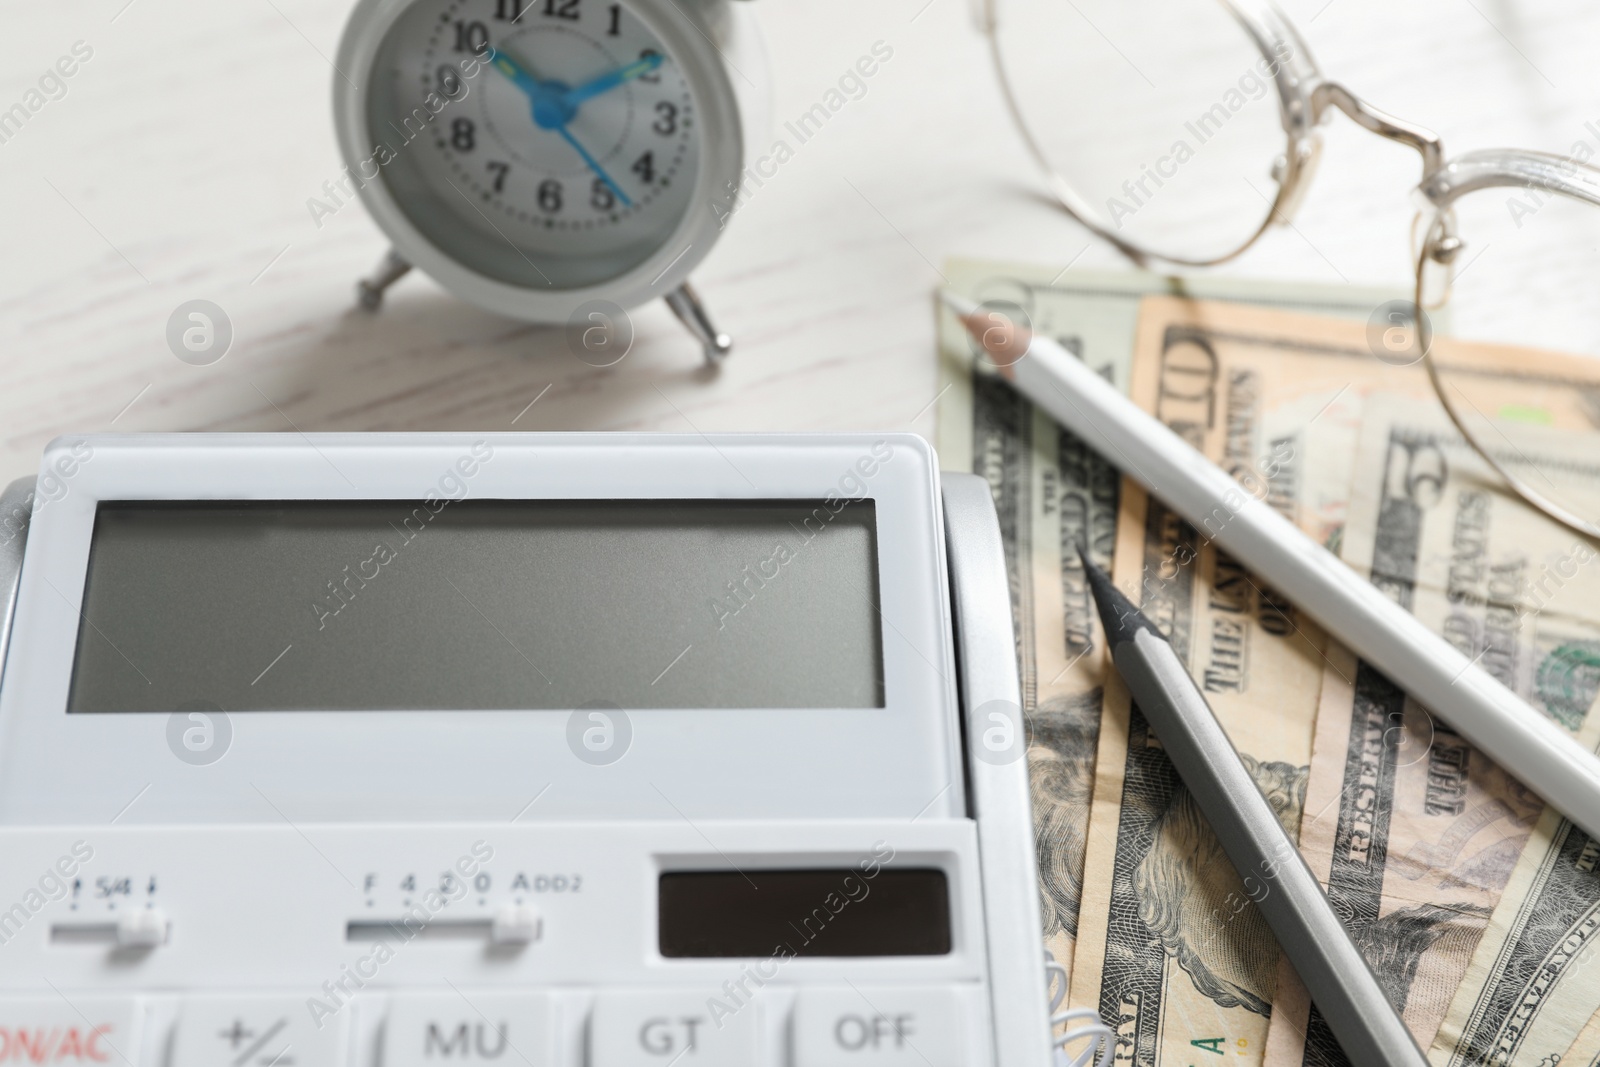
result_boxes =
[1078,549,1428,1067]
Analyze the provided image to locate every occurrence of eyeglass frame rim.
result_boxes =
[983,0,1600,542]
[981,0,1600,268]
[1412,151,1600,542]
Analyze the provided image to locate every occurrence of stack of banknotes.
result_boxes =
[934,259,1600,1067]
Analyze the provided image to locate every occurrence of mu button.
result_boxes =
[385,994,554,1067]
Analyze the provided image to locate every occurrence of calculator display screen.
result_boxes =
[658,868,952,957]
[67,499,884,712]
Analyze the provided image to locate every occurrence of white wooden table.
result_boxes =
[2,0,1597,486]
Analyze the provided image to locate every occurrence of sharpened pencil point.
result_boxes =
[937,290,1032,370]
[1075,544,1165,648]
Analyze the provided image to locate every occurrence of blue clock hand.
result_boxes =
[552,125,633,208]
[561,52,664,107]
[483,44,634,210]
[482,46,543,99]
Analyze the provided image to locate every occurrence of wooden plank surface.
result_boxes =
[1,0,1597,484]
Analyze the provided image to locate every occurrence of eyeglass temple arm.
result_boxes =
[1312,82,1444,179]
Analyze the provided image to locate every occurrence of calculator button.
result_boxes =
[171,996,343,1067]
[385,993,554,1067]
[591,991,758,1066]
[0,998,138,1066]
[793,987,966,1066]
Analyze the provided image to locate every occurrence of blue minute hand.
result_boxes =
[482,45,634,210]
[482,46,543,99]
[561,52,664,107]
[553,125,632,208]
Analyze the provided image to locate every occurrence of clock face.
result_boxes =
[367,0,702,291]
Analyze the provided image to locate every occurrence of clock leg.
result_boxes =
[664,281,732,366]
[355,248,413,311]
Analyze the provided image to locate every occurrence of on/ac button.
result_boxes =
[0,999,138,1066]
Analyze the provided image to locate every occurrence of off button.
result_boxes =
[793,987,966,1066]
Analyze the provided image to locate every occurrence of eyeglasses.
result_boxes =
[981,0,1600,541]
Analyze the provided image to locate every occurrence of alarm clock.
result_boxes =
[331,0,767,364]
[0,434,1060,1066]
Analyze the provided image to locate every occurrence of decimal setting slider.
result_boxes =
[346,904,541,946]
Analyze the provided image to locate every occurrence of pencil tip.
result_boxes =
[937,290,1031,369]
[1076,544,1164,647]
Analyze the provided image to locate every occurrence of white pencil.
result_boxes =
[940,290,1600,845]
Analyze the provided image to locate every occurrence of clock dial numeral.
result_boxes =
[537,179,564,213]
[591,178,616,211]
[437,64,464,98]
[453,20,489,54]
[403,0,697,246]
[638,48,660,83]
[631,151,655,185]
[652,102,677,136]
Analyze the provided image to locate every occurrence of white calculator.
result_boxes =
[0,433,1052,1066]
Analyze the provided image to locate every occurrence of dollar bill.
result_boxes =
[1417,421,1600,1067]
[1062,297,1600,1067]
[1067,302,1342,1067]
[934,261,1400,981]
[1265,402,1600,1067]
[1429,738,1600,1067]
[1560,1010,1600,1067]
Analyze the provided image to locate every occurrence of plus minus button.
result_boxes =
[219,1020,255,1049]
